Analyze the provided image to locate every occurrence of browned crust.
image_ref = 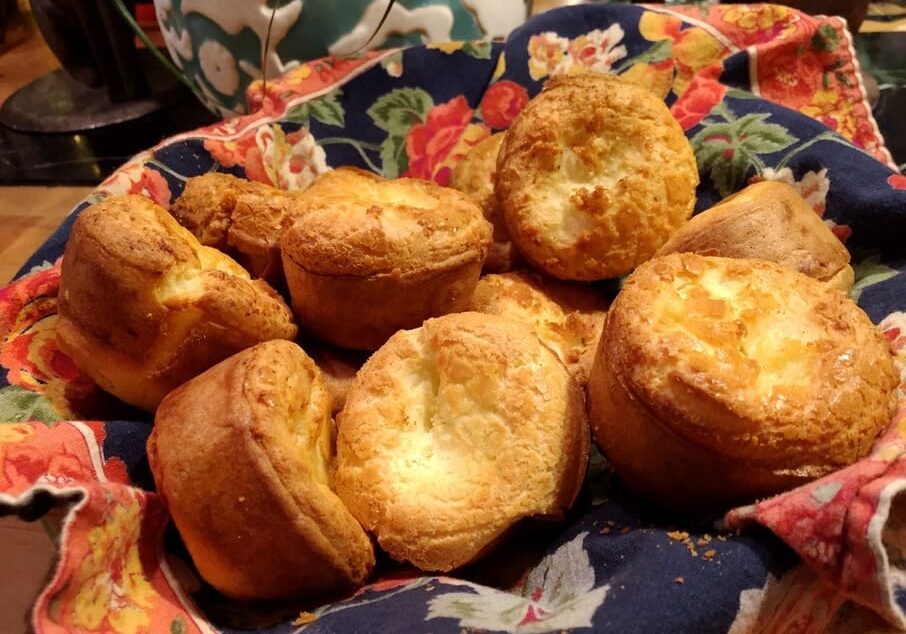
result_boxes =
[335,312,589,571]
[281,169,492,350]
[169,172,303,285]
[57,195,296,411]
[450,133,518,272]
[587,253,898,509]
[282,168,492,277]
[656,180,852,289]
[496,73,698,280]
[282,252,484,351]
[468,270,608,382]
[148,340,375,600]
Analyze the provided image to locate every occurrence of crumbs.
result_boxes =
[292,611,317,626]
[666,530,736,561]
[598,519,634,535]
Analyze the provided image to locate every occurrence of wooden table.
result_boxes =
[0,23,91,283]
[0,20,87,634]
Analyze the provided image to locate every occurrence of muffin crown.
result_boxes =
[607,253,898,468]
[283,170,492,276]
[496,72,698,280]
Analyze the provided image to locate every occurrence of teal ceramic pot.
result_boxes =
[154,0,529,116]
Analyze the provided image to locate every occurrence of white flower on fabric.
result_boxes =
[527,32,571,81]
[426,532,609,632]
[528,26,628,81]
[554,25,628,77]
[254,125,329,191]
[726,573,779,634]
[761,167,830,216]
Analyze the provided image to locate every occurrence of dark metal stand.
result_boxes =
[0,0,184,132]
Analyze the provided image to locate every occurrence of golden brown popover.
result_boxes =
[496,73,698,280]
[449,132,518,272]
[56,194,297,411]
[336,312,588,571]
[281,168,492,350]
[148,340,375,600]
[587,253,898,510]
[657,180,853,291]
[468,270,608,382]
[169,172,303,285]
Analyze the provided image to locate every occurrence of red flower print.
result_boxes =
[829,222,852,243]
[404,96,490,185]
[889,174,906,191]
[479,81,529,130]
[355,573,421,596]
[0,424,97,494]
[99,163,172,206]
[0,261,84,394]
[246,82,289,118]
[127,169,172,207]
[0,262,61,337]
[670,66,727,130]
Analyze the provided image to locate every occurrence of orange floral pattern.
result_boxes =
[645,3,890,164]
[716,4,801,45]
[637,11,729,97]
[245,51,391,117]
[98,155,171,207]
[0,262,94,420]
[203,124,328,190]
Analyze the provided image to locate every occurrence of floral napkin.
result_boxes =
[3,4,906,633]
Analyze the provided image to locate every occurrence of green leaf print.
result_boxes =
[285,90,345,128]
[735,113,796,154]
[811,24,841,53]
[380,134,408,178]
[367,87,434,136]
[614,39,672,73]
[850,253,898,302]
[462,40,492,60]
[691,103,797,196]
[0,386,59,423]
[170,617,187,634]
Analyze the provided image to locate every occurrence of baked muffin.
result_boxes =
[587,253,898,509]
[657,180,853,291]
[57,195,297,411]
[450,132,518,272]
[336,312,588,571]
[468,270,608,381]
[148,340,375,600]
[169,172,303,285]
[281,168,493,350]
[496,73,698,280]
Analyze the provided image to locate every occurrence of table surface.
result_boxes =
[0,28,91,283]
